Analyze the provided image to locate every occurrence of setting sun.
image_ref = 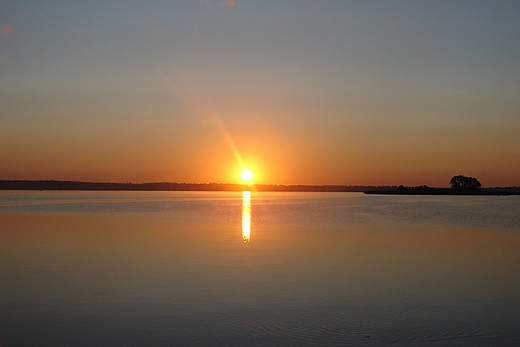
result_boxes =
[241,169,253,183]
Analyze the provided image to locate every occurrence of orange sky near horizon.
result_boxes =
[2,92,518,187]
[1,1,519,187]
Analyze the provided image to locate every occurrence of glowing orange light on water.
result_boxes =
[242,190,251,244]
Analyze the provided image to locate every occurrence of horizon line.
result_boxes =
[1,179,519,190]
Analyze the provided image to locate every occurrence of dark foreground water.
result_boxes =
[1,191,519,346]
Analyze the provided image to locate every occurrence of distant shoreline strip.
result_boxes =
[1,180,519,194]
[0,180,391,193]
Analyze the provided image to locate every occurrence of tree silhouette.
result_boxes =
[450,175,482,189]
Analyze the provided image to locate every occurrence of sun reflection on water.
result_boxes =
[242,191,251,244]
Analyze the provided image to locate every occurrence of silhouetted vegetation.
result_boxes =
[450,175,482,190]
[0,180,394,193]
[365,176,519,195]
[1,179,519,195]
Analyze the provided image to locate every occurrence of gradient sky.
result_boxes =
[1,1,519,186]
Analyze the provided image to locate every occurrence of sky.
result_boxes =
[1,0,519,187]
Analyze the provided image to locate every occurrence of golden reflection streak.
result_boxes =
[242,191,251,244]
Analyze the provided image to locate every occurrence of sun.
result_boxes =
[241,169,253,183]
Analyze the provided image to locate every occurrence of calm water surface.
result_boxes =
[1,191,519,346]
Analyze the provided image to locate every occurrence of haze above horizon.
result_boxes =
[1,1,519,187]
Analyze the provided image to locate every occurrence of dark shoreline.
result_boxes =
[365,186,520,196]
[1,180,519,195]
[0,180,392,193]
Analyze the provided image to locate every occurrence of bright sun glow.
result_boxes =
[241,169,253,182]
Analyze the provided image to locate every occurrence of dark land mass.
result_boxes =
[2,180,519,195]
[365,185,520,196]
[0,180,394,193]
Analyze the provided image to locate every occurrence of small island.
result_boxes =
[365,175,520,196]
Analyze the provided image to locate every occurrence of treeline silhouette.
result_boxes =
[2,179,518,194]
[365,175,520,195]
[365,185,520,195]
[0,180,395,192]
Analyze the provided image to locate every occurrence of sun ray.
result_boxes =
[163,73,249,182]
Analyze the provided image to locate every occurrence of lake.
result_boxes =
[1,191,519,346]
